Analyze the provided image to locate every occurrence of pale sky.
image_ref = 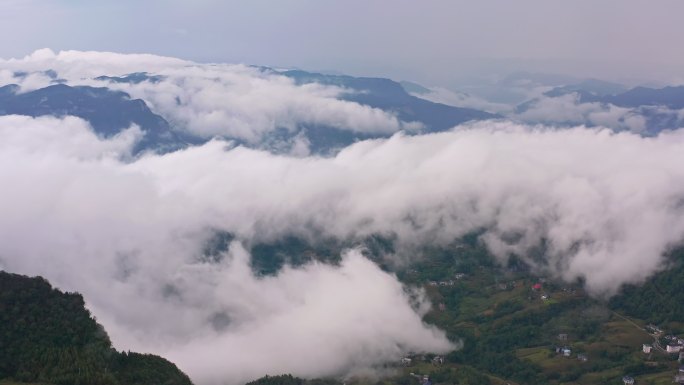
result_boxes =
[1,0,683,86]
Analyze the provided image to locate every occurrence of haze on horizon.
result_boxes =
[1,0,683,87]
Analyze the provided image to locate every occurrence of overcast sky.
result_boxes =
[1,0,683,86]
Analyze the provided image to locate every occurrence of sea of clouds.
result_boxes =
[1,50,684,385]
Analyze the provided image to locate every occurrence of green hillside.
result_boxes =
[242,240,684,385]
[0,271,193,385]
[3,241,684,385]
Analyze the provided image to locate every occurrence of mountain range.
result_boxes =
[0,70,498,156]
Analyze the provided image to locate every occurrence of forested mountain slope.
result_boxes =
[0,271,193,385]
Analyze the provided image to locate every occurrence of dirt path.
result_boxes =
[611,311,667,353]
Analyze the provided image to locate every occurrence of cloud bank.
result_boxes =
[0,49,416,147]
[0,115,454,385]
[160,245,452,385]
[515,93,648,132]
[2,50,684,385]
[1,117,683,363]
[409,86,513,114]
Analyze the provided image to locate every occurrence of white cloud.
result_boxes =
[0,49,418,141]
[409,86,513,114]
[159,245,452,385]
[515,93,648,132]
[8,48,190,81]
[3,54,684,384]
[3,118,684,295]
[0,115,454,385]
[1,117,683,288]
[0,115,140,159]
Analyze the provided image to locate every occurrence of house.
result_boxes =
[646,324,663,334]
[532,283,542,290]
[428,281,438,286]
[541,293,549,300]
[577,353,588,362]
[642,344,652,354]
[454,273,466,280]
[622,376,634,385]
[675,373,684,385]
[562,347,572,357]
[668,344,683,354]
[432,356,444,365]
[400,357,412,366]
[438,303,446,312]
[558,333,568,341]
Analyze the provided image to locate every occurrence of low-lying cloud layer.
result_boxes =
[0,114,455,385]
[2,50,684,385]
[0,49,416,146]
[2,114,684,384]
[409,86,513,114]
[514,93,648,132]
[160,245,452,385]
[513,93,684,135]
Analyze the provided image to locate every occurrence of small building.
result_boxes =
[558,333,568,341]
[642,344,652,354]
[562,347,572,357]
[622,375,634,385]
[541,293,549,300]
[675,373,684,385]
[679,351,684,362]
[400,357,412,366]
[646,324,663,334]
[532,283,542,290]
[432,356,444,365]
[667,345,683,354]
[438,303,446,312]
[577,353,588,362]
[454,273,466,280]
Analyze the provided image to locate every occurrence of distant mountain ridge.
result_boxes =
[606,86,684,109]
[516,82,684,134]
[538,83,684,109]
[9,67,684,156]
[279,69,498,133]
[0,69,498,156]
[94,72,165,84]
[543,78,628,98]
[0,83,189,154]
